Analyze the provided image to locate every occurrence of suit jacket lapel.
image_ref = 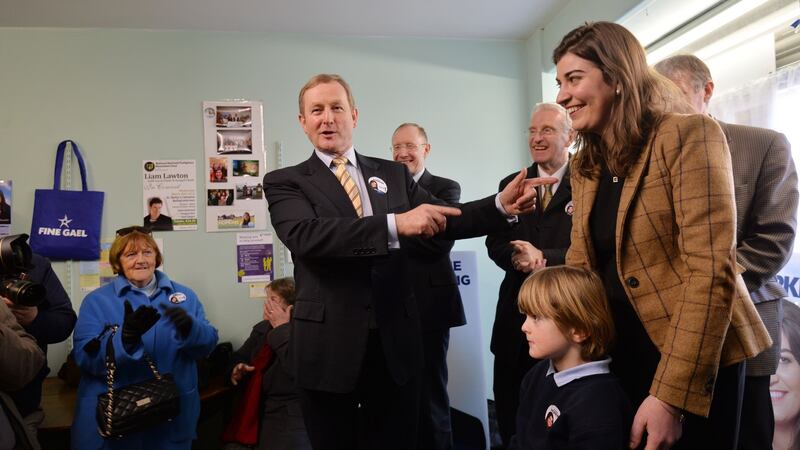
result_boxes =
[417,170,433,190]
[303,152,360,218]
[357,152,388,215]
[572,164,599,266]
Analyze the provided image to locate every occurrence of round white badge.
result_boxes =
[367,176,388,194]
[169,292,187,304]
[565,200,574,216]
[544,404,561,428]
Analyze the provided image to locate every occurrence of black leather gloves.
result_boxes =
[163,306,193,339]
[121,300,160,353]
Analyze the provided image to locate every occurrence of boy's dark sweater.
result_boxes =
[510,359,633,450]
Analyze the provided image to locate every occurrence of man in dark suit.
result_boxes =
[656,55,798,450]
[143,197,173,231]
[392,122,462,450]
[264,74,553,450]
[485,102,575,447]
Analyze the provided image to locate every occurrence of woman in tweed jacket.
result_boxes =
[552,22,771,449]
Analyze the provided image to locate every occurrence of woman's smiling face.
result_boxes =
[555,52,616,135]
[771,330,800,426]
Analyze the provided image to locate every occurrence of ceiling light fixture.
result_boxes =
[647,0,770,63]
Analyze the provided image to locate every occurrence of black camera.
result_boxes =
[0,234,45,307]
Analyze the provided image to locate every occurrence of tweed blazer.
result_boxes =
[719,121,797,304]
[565,113,771,416]
[719,121,798,376]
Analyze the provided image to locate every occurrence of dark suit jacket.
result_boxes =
[264,152,509,393]
[485,164,572,363]
[719,121,798,375]
[400,170,465,331]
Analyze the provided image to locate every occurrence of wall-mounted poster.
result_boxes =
[0,180,11,236]
[142,160,198,231]
[203,101,266,232]
[236,232,273,283]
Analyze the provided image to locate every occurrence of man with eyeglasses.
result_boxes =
[485,102,575,448]
[392,122,462,450]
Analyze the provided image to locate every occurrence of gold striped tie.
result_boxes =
[542,184,553,210]
[332,156,363,217]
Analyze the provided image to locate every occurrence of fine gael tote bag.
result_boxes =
[30,140,104,260]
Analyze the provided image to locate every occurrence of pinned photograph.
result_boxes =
[216,106,252,128]
[217,130,253,154]
[209,157,228,183]
[0,180,11,232]
[233,159,259,177]
[217,211,255,230]
[208,189,234,206]
[236,182,263,200]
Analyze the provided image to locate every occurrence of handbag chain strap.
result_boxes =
[101,324,165,436]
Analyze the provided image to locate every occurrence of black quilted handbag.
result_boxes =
[96,325,180,438]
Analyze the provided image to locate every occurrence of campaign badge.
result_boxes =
[169,292,187,304]
[368,176,388,194]
[544,404,561,428]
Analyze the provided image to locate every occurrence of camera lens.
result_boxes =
[0,278,45,307]
[0,234,32,273]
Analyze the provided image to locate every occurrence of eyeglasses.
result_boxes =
[115,226,153,237]
[528,127,558,137]
[391,143,426,151]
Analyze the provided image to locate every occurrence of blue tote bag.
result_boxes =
[29,140,104,260]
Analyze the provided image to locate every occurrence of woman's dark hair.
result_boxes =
[553,21,690,178]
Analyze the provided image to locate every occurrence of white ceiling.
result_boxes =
[0,0,568,40]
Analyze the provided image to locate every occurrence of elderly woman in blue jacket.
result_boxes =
[71,226,218,450]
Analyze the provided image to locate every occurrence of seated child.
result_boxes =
[509,265,632,450]
[223,278,312,450]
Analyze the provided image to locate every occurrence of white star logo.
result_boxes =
[58,215,72,228]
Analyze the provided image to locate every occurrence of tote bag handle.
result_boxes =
[54,139,89,191]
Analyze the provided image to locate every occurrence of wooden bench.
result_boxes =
[39,376,233,449]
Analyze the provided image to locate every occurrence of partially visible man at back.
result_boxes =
[656,54,799,450]
[485,102,575,447]
[392,122,463,450]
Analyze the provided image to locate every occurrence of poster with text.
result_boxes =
[0,180,11,235]
[203,101,267,232]
[142,160,198,231]
[236,232,273,283]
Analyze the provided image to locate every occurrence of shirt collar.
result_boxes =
[412,168,426,183]
[537,158,569,181]
[315,147,357,169]
[546,357,611,387]
[113,270,173,296]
